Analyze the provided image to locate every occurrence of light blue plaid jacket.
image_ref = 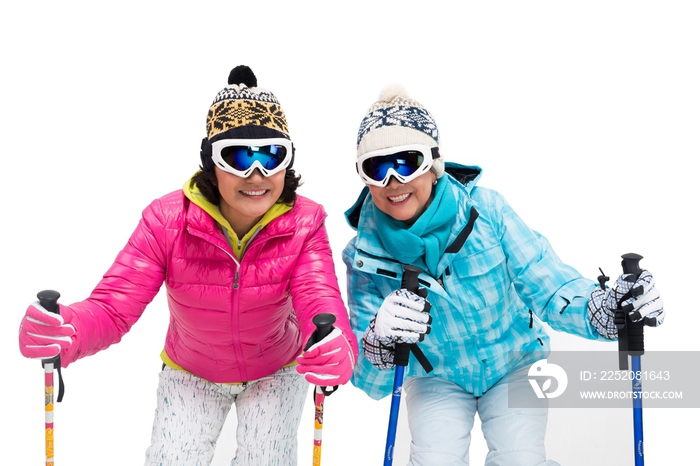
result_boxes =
[342,163,607,400]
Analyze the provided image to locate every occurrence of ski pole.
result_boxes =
[384,265,422,466]
[38,289,61,466]
[616,253,646,466]
[306,313,337,466]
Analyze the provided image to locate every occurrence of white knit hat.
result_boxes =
[356,84,444,178]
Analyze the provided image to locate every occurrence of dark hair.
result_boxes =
[190,168,302,206]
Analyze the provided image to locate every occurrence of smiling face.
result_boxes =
[368,169,437,225]
[214,166,285,237]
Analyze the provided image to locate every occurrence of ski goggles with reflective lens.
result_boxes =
[356,144,440,187]
[211,138,293,177]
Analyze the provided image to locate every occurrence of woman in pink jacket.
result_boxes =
[18,65,358,466]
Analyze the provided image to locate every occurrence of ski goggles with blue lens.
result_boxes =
[356,144,440,187]
[211,138,293,178]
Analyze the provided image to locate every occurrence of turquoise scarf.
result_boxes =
[373,178,457,277]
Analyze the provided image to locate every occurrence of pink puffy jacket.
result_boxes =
[59,190,357,383]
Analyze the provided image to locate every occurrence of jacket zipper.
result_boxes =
[205,237,247,381]
[184,223,250,380]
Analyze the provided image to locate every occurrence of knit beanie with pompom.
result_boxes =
[356,84,444,178]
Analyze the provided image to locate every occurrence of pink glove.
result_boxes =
[19,301,75,360]
[296,328,355,386]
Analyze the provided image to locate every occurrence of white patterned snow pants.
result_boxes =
[144,365,308,466]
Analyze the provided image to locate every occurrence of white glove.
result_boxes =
[621,272,664,324]
[588,270,664,339]
[374,289,432,345]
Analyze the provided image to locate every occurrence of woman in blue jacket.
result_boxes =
[342,85,665,466]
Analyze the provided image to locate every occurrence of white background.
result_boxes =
[2,1,698,465]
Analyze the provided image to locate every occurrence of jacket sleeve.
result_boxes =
[289,204,359,362]
[484,189,607,340]
[342,240,395,400]
[59,198,170,366]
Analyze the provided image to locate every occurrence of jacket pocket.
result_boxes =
[449,244,507,311]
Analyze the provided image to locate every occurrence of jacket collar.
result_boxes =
[181,174,295,257]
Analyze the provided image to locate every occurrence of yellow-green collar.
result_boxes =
[183,173,292,260]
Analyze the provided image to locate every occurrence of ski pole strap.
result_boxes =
[410,344,433,373]
[41,357,65,402]
[321,385,338,396]
[55,363,65,403]
[393,342,433,373]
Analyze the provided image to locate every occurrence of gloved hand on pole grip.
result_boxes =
[19,301,75,360]
[362,289,432,369]
[296,328,356,386]
[374,289,432,345]
[588,269,665,339]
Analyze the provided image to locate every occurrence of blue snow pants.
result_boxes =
[403,366,561,466]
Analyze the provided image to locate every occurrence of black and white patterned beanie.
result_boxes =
[205,65,290,142]
[356,84,444,178]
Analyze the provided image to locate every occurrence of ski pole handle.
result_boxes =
[401,265,422,294]
[305,313,338,379]
[394,265,422,367]
[305,313,336,351]
[38,289,60,314]
[621,253,645,356]
[621,253,643,279]
[38,290,61,365]
[305,313,338,390]
[311,313,336,344]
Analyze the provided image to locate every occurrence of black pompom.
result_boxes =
[228,65,257,87]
